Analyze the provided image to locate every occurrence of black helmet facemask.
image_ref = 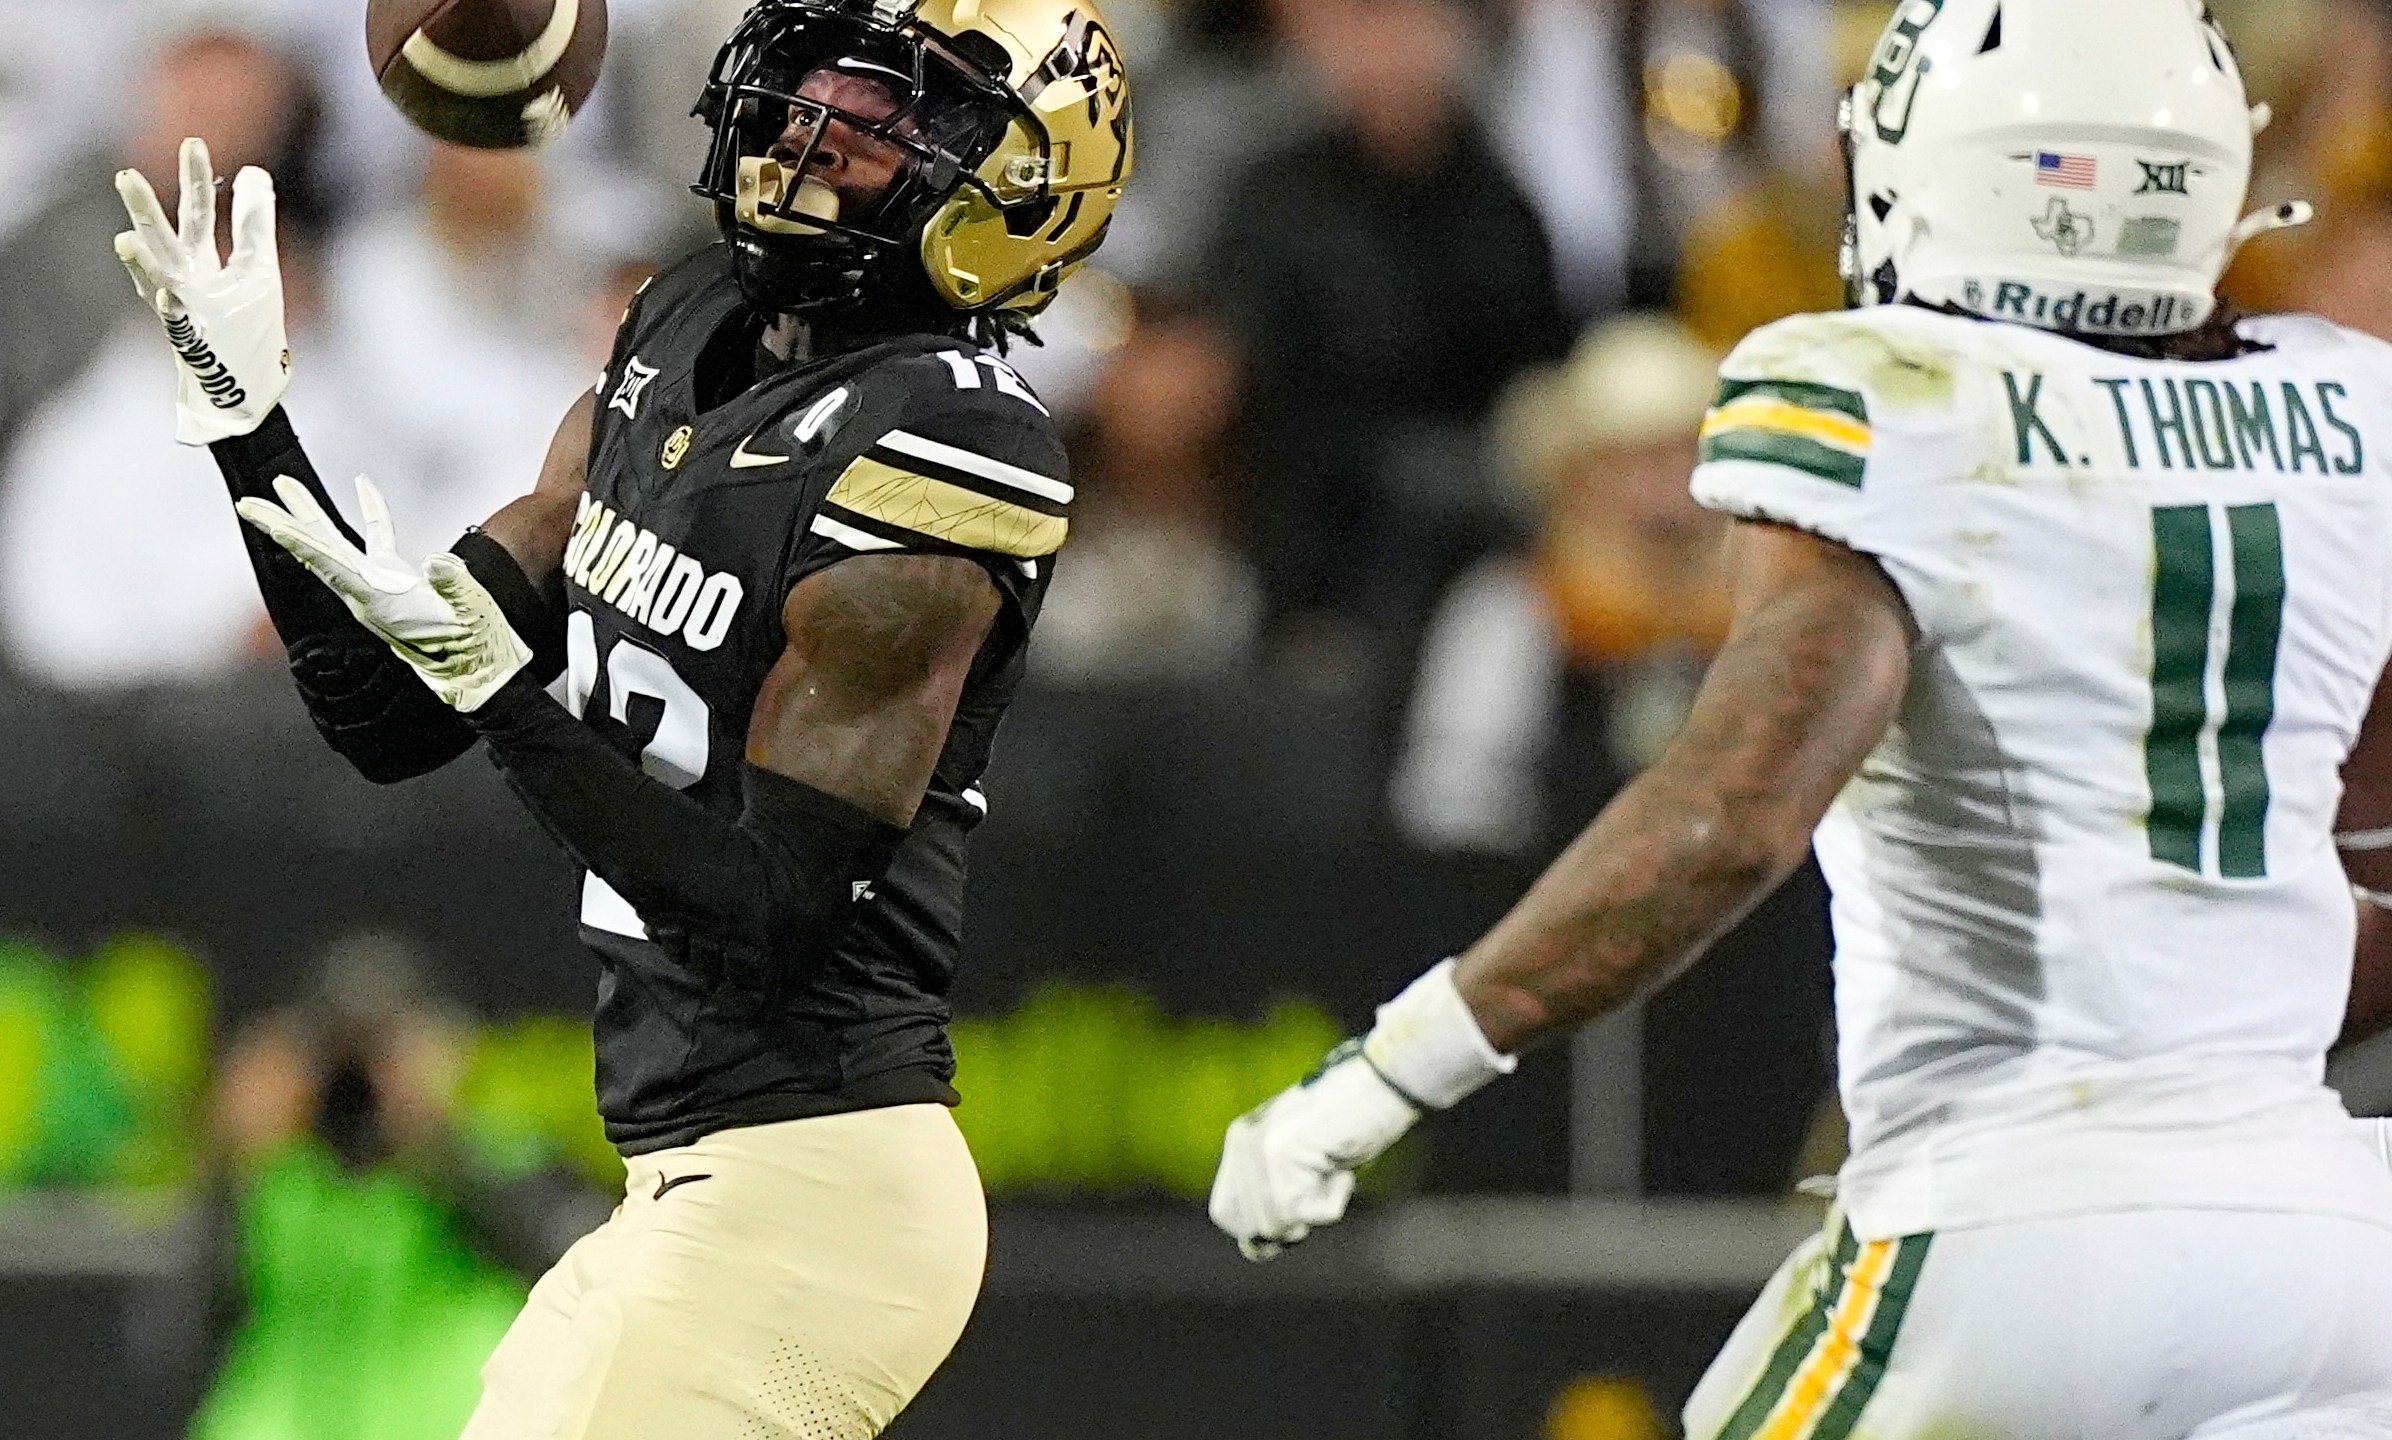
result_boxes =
[694,5,1010,318]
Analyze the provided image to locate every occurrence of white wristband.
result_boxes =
[1361,959,1518,1110]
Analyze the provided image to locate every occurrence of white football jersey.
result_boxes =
[1692,305,2392,1239]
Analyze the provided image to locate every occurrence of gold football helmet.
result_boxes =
[694,0,1133,325]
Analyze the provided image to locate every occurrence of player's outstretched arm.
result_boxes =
[1210,522,1913,1258]
[2337,657,2392,1048]
[202,381,580,784]
[1451,524,1912,1051]
[420,549,994,999]
[116,137,571,781]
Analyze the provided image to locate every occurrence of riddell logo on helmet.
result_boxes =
[1965,280,2193,334]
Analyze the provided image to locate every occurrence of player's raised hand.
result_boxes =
[236,475,532,713]
[112,136,291,445]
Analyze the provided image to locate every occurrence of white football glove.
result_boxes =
[235,475,532,713]
[1211,959,1518,1261]
[1210,1040,1421,1261]
[113,136,291,445]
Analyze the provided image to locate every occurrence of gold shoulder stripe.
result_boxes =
[1702,396,1872,454]
[827,455,1069,559]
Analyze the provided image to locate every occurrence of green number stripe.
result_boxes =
[2146,506,2216,873]
[2143,503,2285,878]
[2216,505,2284,879]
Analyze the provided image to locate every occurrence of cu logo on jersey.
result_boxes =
[1868,0,1947,144]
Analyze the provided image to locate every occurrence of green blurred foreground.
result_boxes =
[0,941,1343,1440]
[0,939,1340,1201]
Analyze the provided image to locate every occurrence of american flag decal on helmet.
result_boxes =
[2035,151,2098,189]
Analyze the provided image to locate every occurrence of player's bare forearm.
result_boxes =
[751,553,1001,826]
[2337,657,2392,1045]
[479,392,594,601]
[1454,523,1913,1054]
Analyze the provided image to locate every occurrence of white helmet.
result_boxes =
[1842,0,2311,338]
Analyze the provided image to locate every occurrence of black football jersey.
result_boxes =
[564,246,1066,1153]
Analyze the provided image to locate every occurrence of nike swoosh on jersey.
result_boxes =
[654,1172,714,1199]
[730,438,792,468]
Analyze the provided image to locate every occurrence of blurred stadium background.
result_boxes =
[1,0,2390,1435]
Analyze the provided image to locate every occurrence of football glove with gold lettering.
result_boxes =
[113,137,291,445]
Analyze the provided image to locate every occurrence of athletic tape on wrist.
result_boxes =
[1361,959,1517,1111]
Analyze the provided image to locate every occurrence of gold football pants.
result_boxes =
[458,1104,987,1440]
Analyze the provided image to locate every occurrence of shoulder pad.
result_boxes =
[2245,312,2392,367]
[802,345,1071,567]
[860,347,1066,477]
[1722,310,1969,405]
[1706,315,1884,491]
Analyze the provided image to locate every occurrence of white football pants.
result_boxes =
[1685,1207,2392,1440]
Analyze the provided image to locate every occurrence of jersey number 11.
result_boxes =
[2145,502,2284,880]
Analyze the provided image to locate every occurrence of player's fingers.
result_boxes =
[115,168,182,273]
[269,476,353,555]
[229,166,279,278]
[1209,1116,1264,1217]
[178,137,219,268]
[113,232,166,307]
[234,498,346,578]
[353,475,398,560]
[115,228,188,320]
[425,554,493,612]
[1285,1168,1357,1230]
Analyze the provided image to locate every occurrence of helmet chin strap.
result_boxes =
[2226,199,2315,263]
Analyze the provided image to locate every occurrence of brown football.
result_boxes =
[367,0,609,150]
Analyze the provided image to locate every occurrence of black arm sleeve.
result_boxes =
[210,409,569,784]
[462,672,906,998]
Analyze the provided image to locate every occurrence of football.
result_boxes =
[367,0,609,150]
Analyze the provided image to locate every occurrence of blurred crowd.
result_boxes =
[7,0,2392,854]
[8,5,2392,1431]
[2,0,2389,1177]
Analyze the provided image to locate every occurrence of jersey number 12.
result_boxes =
[2144,502,2284,880]
[565,610,712,937]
